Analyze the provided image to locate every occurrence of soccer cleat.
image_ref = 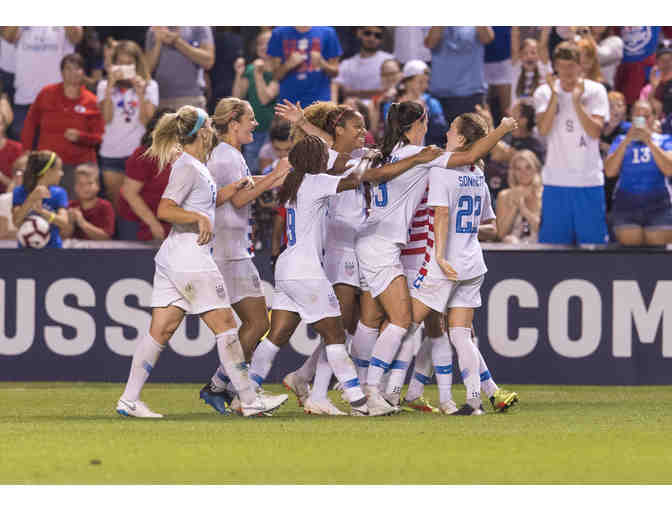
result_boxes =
[402,396,440,413]
[116,398,163,418]
[490,388,519,412]
[382,391,401,407]
[365,387,398,416]
[452,403,485,416]
[350,403,370,416]
[241,392,289,417]
[438,400,459,415]
[199,383,234,415]
[283,371,311,407]
[303,396,347,416]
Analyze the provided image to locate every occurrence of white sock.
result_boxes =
[385,323,421,397]
[345,332,353,355]
[210,364,230,391]
[431,333,453,404]
[477,347,499,398]
[405,334,433,402]
[325,344,365,404]
[216,330,256,404]
[296,338,323,382]
[310,343,332,400]
[121,333,164,402]
[350,322,378,386]
[248,338,280,390]
[367,323,407,389]
[449,326,481,408]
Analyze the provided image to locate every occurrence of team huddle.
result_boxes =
[115,96,520,418]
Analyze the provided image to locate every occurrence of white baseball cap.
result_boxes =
[402,60,429,79]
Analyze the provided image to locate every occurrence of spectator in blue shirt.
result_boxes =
[424,26,494,125]
[11,150,71,248]
[267,26,342,107]
[605,100,672,245]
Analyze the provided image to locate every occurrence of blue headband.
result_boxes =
[187,108,208,137]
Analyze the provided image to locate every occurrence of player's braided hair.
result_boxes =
[143,105,206,171]
[374,101,425,167]
[278,135,328,205]
[23,151,61,194]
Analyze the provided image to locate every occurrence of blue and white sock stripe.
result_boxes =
[390,360,410,370]
[216,369,231,383]
[342,377,360,389]
[142,361,153,374]
[249,372,264,387]
[480,370,492,382]
[353,358,370,368]
[414,372,432,385]
[370,357,391,371]
[435,364,452,375]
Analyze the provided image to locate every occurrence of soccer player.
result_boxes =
[198,97,291,415]
[354,102,517,415]
[115,106,287,418]
[534,42,610,244]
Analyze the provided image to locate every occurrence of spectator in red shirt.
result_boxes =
[117,107,174,241]
[21,53,104,198]
[0,111,23,193]
[65,165,115,240]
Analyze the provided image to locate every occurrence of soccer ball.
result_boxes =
[18,215,51,248]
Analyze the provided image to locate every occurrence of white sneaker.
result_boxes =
[283,371,311,407]
[241,392,289,417]
[365,387,397,416]
[303,396,347,416]
[116,398,163,418]
[439,400,459,415]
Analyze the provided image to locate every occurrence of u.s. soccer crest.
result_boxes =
[344,260,355,277]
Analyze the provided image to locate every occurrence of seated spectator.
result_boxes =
[233,29,279,174]
[117,108,174,241]
[590,27,623,89]
[21,53,104,198]
[0,111,22,193]
[371,58,402,137]
[11,150,70,248]
[510,27,551,110]
[98,40,158,212]
[382,60,448,146]
[578,37,610,91]
[641,40,672,120]
[604,100,672,246]
[333,27,393,102]
[65,165,115,240]
[495,149,543,243]
[258,118,292,172]
[267,26,342,106]
[145,26,214,110]
[1,26,83,140]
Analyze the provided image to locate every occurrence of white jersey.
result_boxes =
[533,79,609,187]
[275,173,341,281]
[400,186,430,272]
[326,148,367,249]
[361,144,450,244]
[420,165,495,281]
[155,152,218,273]
[209,142,253,261]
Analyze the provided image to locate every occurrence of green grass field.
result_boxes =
[1,383,671,484]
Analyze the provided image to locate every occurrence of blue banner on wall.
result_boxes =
[1,248,670,384]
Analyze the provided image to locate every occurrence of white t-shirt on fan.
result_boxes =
[533,78,609,187]
[275,173,341,281]
[14,27,74,105]
[155,152,218,273]
[335,51,394,94]
[209,142,253,261]
[96,79,159,159]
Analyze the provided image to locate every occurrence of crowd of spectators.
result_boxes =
[2,26,672,248]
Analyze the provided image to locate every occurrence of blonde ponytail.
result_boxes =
[143,106,203,171]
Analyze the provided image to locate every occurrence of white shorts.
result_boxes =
[355,234,404,299]
[215,257,264,305]
[272,279,341,324]
[151,264,231,315]
[325,248,360,287]
[411,273,484,313]
[484,59,513,86]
